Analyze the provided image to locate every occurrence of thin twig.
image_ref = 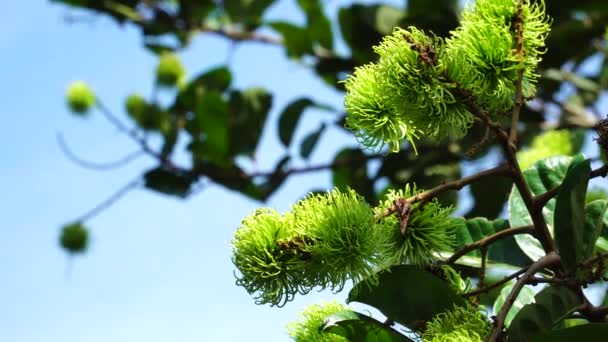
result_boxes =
[534,163,608,209]
[57,132,143,171]
[444,225,535,265]
[463,267,529,298]
[378,164,510,218]
[488,252,560,341]
[75,177,142,223]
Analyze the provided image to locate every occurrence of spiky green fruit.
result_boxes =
[66,81,95,115]
[287,301,348,342]
[290,188,391,291]
[59,222,89,254]
[155,53,186,87]
[423,304,491,342]
[232,208,311,307]
[232,188,391,306]
[375,184,455,266]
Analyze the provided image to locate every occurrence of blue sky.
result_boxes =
[0,1,402,341]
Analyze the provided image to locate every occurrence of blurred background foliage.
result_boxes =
[51,0,608,242]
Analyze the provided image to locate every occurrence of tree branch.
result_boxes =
[57,132,144,171]
[378,164,511,218]
[75,177,142,223]
[488,252,561,342]
[463,267,529,298]
[444,225,535,265]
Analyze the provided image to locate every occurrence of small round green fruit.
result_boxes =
[155,53,186,87]
[66,81,95,115]
[125,93,147,121]
[59,222,89,254]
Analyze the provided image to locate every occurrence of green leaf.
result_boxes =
[454,218,530,266]
[585,200,608,254]
[228,87,272,157]
[194,91,230,164]
[297,0,333,50]
[466,175,513,219]
[300,123,326,159]
[507,285,582,342]
[269,22,313,58]
[321,310,415,342]
[508,156,575,261]
[277,97,332,147]
[554,155,590,272]
[144,167,195,197]
[492,282,536,327]
[531,323,608,342]
[338,4,404,62]
[190,66,232,93]
[174,66,232,111]
[332,148,375,203]
[347,265,466,326]
[224,0,274,29]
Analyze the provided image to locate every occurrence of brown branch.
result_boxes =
[463,268,529,298]
[444,225,535,265]
[488,252,561,342]
[379,164,511,218]
[450,78,556,255]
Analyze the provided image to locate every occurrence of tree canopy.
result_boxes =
[51,0,608,341]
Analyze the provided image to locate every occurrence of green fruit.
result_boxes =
[125,93,147,120]
[66,81,95,115]
[155,53,186,87]
[59,222,89,254]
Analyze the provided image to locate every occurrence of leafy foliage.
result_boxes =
[51,0,608,341]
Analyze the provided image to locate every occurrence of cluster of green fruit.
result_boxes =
[231,187,456,307]
[344,0,550,152]
[65,52,186,132]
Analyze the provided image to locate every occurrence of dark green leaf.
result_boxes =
[194,91,230,164]
[300,123,326,159]
[347,265,466,326]
[454,218,530,266]
[144,167,195,197]
[492,282,536,327]
[269,22,313,58]
[277,98,332,147]
[224,0,274,29]
[508,156,575,261]
[583,200,608,257]
[338,5,404,62]
[466,175,512,219]
[332,148,375,203]
[278,98,313,147]
[321,310,415,342]
[297,0,333,50]
[228,87,272,157]
[507,286,582,342]
[554,155,590,272]
[531,323,608,342]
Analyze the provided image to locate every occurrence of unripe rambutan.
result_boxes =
[66,81,95,115]
[155,52,186,87]
[375,184,456,266]
[423,304,491,342]
[59,222,89,254]
[287,301,348,342]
